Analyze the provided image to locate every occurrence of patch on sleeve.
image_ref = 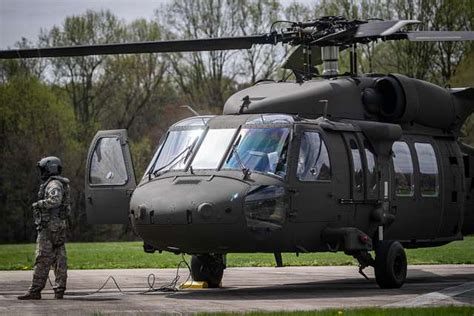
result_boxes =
[49,188,60,197]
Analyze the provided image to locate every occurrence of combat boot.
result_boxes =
[17,292,41,300]
[54,291,64,299]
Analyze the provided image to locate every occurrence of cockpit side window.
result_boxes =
[297,132,331,181]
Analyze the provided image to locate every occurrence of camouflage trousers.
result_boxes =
[29,219,67,294]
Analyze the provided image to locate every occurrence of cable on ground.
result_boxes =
[46,254,192,296]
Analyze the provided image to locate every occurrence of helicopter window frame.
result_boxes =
[296,130,332,182]
[221,124,292,179]
[89,136,129,187]
[392,141,415,197]
[414,142,439,198]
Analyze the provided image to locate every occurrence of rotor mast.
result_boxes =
[321,46,340,77]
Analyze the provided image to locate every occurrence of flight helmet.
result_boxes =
[37,156,62,181]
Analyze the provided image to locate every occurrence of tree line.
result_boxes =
[0,0,472,243]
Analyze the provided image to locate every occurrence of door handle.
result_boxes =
[288,187,298,194]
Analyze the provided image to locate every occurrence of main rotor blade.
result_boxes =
[313,20,420,45]
[356,20,420,37]
[0,35,273,59]
[406,31,474,41]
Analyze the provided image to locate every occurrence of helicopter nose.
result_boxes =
[130,176,248,226]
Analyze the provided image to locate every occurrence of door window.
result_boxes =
[90,137,128,185]
[364,140,378,197]
[349,139,363,193]
[415,143,439,197]
[297,132,331,181]
[392,141,414,196]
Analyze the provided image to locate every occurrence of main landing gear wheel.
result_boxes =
[190,254,225,288]
[374,240,407,289]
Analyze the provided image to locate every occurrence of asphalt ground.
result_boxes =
[0,265,473,315]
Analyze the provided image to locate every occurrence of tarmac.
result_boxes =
[0,265,473,315]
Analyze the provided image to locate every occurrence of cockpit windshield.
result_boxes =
[145,115,292,179]
[146,116,213,176]
[223,127,290,177]
[152,129,203,174]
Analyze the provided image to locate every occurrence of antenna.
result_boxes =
[349,44,357,75]
[180,105,200,116]
[319,99,329,118]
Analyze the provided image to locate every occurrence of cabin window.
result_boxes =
[90,137,128,185]
[349,139,363,192]
[192,128,236,169]
[415,143,439,197]
[364,140,377,196]
[392,141,414,196]
[297,132,331,181]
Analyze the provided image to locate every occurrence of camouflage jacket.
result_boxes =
[36,176,71,221]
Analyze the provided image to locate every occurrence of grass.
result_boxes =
[0,236,473,270]
[198,306,474,316]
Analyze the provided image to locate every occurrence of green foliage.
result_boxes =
[198,306,474,316]
[0,73,76,242]
[0,237,472,270]
[130,137,154,179]
[451,50,474,146]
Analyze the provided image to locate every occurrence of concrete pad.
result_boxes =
[0,265,473,315]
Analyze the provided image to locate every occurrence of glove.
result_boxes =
[32,201,44,209]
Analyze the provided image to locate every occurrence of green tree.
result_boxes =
[0,71,76,242]
[450,50,474,146]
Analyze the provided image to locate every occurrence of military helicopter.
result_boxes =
[1,16,473,290]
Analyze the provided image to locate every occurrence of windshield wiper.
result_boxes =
[153,137,199,177]
[227,135,251,179]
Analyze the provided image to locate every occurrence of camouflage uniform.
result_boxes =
[29,176,70,296]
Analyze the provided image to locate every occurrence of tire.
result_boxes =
[190,254,224,288]
[374,240,407,289]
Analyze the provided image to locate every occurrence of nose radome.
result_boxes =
[130,176,249,225]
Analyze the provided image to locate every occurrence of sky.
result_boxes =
[0,0,161,49]
[0,0,314,49]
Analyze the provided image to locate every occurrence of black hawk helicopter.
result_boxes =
[1,16,473,289]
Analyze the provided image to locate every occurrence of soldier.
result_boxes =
[18,156,71,300]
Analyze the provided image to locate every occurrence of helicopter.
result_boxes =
[1,16,473,290]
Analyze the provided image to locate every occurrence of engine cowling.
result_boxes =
[362,74,469,131]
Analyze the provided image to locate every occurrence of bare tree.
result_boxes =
[235,0,283,83]
[159,0,243,111]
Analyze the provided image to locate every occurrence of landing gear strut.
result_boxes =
[353,240,407,289]
[374,240,407,289]
[190,254,225,288]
